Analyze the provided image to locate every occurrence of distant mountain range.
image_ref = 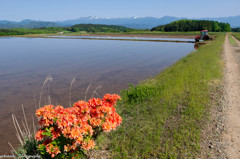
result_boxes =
[0,16,240,29]
[56,16,182,29]
[0,19,58,29]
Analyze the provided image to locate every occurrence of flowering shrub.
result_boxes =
[35,94,122,158]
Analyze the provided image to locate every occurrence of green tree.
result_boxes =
[212,22,220,32]
[223,23,231,32]
[151,20,231,32]
[71,27,79,32]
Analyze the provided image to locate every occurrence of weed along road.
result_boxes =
[223,34,240,158]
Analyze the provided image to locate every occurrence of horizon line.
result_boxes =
[0,15,240,22]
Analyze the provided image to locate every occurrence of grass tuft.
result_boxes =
[229,35,237,45]
[10,106,39,158]
[232,32,240,40]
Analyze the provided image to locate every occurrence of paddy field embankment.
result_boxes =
[91,33,227,158]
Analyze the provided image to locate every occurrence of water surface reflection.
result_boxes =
[0,37,194,154]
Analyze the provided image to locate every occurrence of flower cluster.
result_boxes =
[35,94,122,158]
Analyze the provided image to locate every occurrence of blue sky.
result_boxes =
[1,0,239,21]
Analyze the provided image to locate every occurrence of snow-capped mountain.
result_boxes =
[0,15,240,29]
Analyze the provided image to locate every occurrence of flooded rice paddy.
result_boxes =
[0,37,194,154]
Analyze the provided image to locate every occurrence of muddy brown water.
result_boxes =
[0,37,194,154]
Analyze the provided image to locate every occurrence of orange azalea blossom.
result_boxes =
[39,118,53,127]
[90,118,102,128]
[35,130,46,141]
[62,127,71,137]
[50,127,61,140]
[35,94,122,158]
[101,121,112,132]
[88,98,102,107]
[64,144,71,152]
[46,143,61,158]
[81,139,95,150]
[103,94,121,105]
[69,127,83,140]
[73,100,90,114]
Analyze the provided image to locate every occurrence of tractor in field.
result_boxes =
[195,30,214,42]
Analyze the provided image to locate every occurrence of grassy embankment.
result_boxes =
[0,28,70,36]
[0,28,199,38]
[232,32,240,41]
[96,34,225,158]
[20,31,223,40]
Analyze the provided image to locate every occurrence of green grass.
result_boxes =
[229,35,237,45]
[0,28,66,36]
[232,32,240,41]
[96,34,225,158]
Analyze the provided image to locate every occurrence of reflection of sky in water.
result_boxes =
[0,37,195,111]
[0,37,194,76]
[0,37,194,154]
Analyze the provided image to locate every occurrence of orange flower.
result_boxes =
[101,121,112,132]
[62,127,71,137]
[36,109,44,117]
[50,127,61,140]
[88,98,102,107]
[103,94,121,105]
[81,139,95,150]
[46,144,61,158]
[35,130,45,141]
[73,100,90,114]
[64,144,71,152]
[70,127,83,140]
[35,94,122,158]
[90,118,102,127]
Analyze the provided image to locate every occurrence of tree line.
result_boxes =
[0,24,136,36]
[68,24,135,33]
[232,28,240,32]
[0,27,66,36]
[0,24,135,36]
[151,20,231,32]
